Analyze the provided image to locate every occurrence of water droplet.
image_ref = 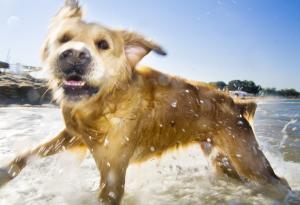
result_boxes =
[150,146,155,152]
[171,100,177,108]
[237,120,244,125]
[108,191,116,199]
[104,138,109,147]
[236,154,242,158]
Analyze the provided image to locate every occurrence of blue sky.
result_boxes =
[0,0,299,90]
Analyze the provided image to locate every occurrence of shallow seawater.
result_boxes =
[0,99,299,205]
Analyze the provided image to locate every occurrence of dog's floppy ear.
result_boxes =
[120,31,167,67]
[53,0,82,22]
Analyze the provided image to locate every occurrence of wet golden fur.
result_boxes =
[0,1,290,204]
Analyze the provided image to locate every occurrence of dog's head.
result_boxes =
[41,0,166,104]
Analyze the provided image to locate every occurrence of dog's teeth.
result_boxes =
[64,81,85,87]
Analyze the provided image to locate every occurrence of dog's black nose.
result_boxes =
[59,48,91,75]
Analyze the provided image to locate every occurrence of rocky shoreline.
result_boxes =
[0,73,52,105]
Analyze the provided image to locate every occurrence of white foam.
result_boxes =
[0,106,299,204]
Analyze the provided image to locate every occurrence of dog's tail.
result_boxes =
[235,100,257,124]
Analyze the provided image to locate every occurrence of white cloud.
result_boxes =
[6,15,20,26]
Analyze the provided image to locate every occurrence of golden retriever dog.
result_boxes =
[0,0,291,204]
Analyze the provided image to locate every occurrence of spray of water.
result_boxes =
[280,119,297,148]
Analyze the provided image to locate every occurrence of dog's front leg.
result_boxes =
[95,143,134,205]
[81,128,135,205]
[0,129,86,187]
[97,155,129,205]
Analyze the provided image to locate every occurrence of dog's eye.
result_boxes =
[59,35,72,44]
[96,40,110,50]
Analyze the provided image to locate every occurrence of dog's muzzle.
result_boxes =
[58,48,99,100]
[59,48,91,75]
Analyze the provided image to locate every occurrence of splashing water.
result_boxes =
[280,119,297,148]
[0,99,299,205]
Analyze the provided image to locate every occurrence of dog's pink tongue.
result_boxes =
[64,80,85,87]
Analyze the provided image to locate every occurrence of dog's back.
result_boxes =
[107,66,255,163]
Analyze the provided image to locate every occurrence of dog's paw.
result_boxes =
[0,168,13,187]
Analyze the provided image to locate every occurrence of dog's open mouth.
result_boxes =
[62,75,99,99]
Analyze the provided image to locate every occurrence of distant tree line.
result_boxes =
[209,80,300,98]
[261,88,300,98]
